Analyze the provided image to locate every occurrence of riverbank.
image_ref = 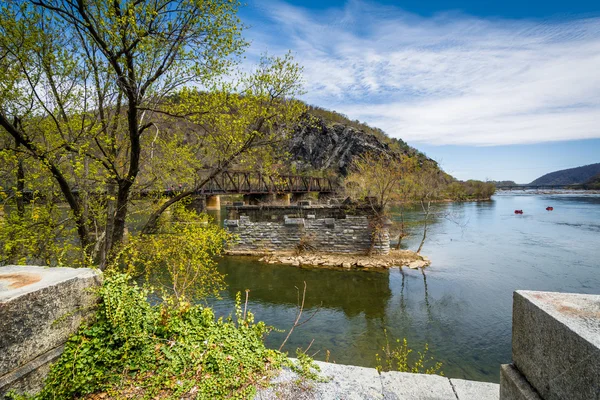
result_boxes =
[225,249,431,269]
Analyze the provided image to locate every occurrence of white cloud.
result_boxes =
[243,0,600,146]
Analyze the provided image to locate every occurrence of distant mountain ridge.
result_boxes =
[530,163,600,185]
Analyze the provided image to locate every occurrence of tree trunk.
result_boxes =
[395,210,405,250]
[98,181,117,269]
[416,200,430,254]
[108,181,131,260]
[15,140,25,217]
[106,92,141,262]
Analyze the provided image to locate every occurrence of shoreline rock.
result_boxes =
[225,249,431,270]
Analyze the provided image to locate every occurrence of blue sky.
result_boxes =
[239,0,600,183]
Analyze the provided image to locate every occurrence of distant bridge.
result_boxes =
[179,170,337,195]
[168,170,338,209]
[495,184,583,191]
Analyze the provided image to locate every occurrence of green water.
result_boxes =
[205,192,600,383]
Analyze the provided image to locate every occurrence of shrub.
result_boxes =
[25,273,288,400]
[375,330,443,375]
[113,206,231,304]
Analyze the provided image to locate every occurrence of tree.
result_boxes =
[140,53,305,233]
[413,163,444,254]
[0,1,304,268]
[344,153,418,251]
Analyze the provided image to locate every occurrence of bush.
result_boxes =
[113,206,231,304]
[25,273,288,400]
[375,330,443,375]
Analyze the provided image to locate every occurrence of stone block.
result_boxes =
[224,219,240,227]
[314,361,383,399]
[284,217,305,226]
[0,266,102,397]
[380,371,456,399]
[511,291,600,400]
[450,378,499,400]
[499,364,542,400]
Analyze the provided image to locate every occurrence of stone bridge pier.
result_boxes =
[205,195,220,211]
[185,195,221,212]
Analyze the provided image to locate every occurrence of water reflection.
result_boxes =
[218,257,392,320]
[205,192,600,383]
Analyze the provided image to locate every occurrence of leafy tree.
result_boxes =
[0,1,304,268]
[344,153,418,250]
[115,205,232,305]
[140,53,305,233]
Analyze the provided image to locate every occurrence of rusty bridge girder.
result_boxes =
[191,171,336,195]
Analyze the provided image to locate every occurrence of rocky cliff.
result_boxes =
[288,114,424,176]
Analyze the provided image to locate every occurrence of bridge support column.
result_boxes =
[276,193,291,206]
[205,195,221,211]
[243,194,275,205]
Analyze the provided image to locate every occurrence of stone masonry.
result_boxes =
[225,215,390,255]
[500,290,600,400]
[0,266,102,398]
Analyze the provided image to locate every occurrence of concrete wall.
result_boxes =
[225,215,390,255]
[500,291,600,400]
[0,266,102,397]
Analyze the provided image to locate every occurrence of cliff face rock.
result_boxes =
[288,116,400,176]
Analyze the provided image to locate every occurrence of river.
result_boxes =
[206,192,600,383]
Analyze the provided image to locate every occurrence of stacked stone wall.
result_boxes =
[225,215,389,255]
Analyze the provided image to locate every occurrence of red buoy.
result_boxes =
[546,206,554,211]
[514,210,523,214]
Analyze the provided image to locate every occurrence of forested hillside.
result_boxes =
[530,163,600,185]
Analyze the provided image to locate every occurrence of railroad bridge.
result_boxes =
[172,170,338,210]
[495,184,582,190]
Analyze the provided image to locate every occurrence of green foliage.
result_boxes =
[0,0,303,263]
[375,330,443,376]
[443,180,496,201]
[290,349,326,383]
[113,205,231,303]
[25,273,288,400]
[584,173,600,190]
[0,200,89,267]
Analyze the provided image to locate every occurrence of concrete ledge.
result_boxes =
[0,345,64,397]
[0,266,102,397]
[255,360,499,400]
[380,370,456,399]
[451,378,500,400]
[511,291,600,400]
[499,364,542,400]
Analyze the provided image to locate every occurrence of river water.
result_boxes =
[206,192,600,383]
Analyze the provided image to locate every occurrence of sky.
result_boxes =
[237,0,600,183]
